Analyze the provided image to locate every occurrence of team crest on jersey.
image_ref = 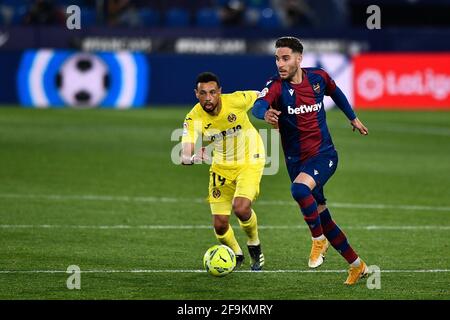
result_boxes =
[212,189,221,199]
[313,83,321,93]
[227,113,237,123]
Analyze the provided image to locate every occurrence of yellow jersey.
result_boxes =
[182,91,265,179]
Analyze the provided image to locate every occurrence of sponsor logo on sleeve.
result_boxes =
[258,87,269,98]
[182,122,188,136]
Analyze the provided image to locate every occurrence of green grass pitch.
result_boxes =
[0,106,449,299]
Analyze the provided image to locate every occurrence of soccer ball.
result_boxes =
[203,245,236,277]
[56,53,110,107]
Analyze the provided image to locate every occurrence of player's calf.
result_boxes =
[291,183,324,238]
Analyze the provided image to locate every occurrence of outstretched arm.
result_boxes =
[350,118,369,135]
[330,86,368,135]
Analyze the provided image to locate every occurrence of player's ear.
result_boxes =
[297,53,302,66]
[194,89,199,99]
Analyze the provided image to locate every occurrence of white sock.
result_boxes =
[312,234,326,241]
[351,257,361,267]
[247,239,261,246]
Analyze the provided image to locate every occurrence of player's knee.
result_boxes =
[214,220,229,235]
[291,183,311,201]
[234,205,252,221]
[233,202,252,220]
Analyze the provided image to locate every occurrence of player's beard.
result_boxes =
[281,65,298,81]
[202,102,218,114]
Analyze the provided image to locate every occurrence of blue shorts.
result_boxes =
[286,150,338,205]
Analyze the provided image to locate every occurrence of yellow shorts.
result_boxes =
[208,161,265,215]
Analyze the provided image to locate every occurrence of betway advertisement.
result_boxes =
[354,54,450,109]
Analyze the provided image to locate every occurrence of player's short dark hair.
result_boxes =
[275,37,304,54]
[196,72,220,87]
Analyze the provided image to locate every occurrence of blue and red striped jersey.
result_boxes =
[257,67,337,162]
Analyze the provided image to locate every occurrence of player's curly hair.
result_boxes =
[196,72,221,87]
[275,37,304,54]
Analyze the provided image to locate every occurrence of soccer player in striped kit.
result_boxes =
[252,37,370,285]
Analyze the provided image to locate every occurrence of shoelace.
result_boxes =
[347,266,361,280]
[310,242,324,258]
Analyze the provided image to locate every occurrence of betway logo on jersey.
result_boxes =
[287,102,322,114]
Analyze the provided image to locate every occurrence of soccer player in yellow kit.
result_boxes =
[181,72,265,270]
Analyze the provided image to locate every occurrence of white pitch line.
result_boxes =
[0,269,449,274]
[367,124,450,137]
[1,193,450,212]
[0,224,449,231]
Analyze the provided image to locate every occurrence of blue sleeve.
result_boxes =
[330,86,356,121]
[251,99,269,120]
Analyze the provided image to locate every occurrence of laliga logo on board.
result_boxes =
[357,68,450,101]
[356,69,384,101]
